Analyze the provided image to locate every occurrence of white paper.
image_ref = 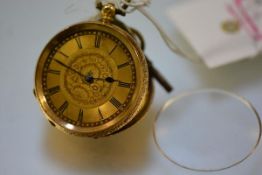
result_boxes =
[167,0,262,68]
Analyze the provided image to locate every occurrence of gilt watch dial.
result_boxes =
[35,22,148,136]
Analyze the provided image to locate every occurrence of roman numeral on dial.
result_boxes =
[95,33,101,48]
[47,69,60,75]
[75,37,82,49]
[78,109,84,123]
[57,51,69,58]
[47,86,60,95]
[109,97,122,109]
[59,101,68,114]
[109,43,118,55]
[118,81,131,88]
[98,108,104,120]
[117,62,129,69]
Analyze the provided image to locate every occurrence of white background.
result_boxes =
[0,0,262,174]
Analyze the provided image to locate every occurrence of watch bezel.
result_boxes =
[34,21,149,137]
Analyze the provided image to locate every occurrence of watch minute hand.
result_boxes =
[54,59,85,77]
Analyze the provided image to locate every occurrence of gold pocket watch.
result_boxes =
[34,2,171,138]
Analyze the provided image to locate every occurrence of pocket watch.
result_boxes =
[34,2,171,138]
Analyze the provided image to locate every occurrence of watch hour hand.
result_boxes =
[91,77,118,83]
[105,77,118,83]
